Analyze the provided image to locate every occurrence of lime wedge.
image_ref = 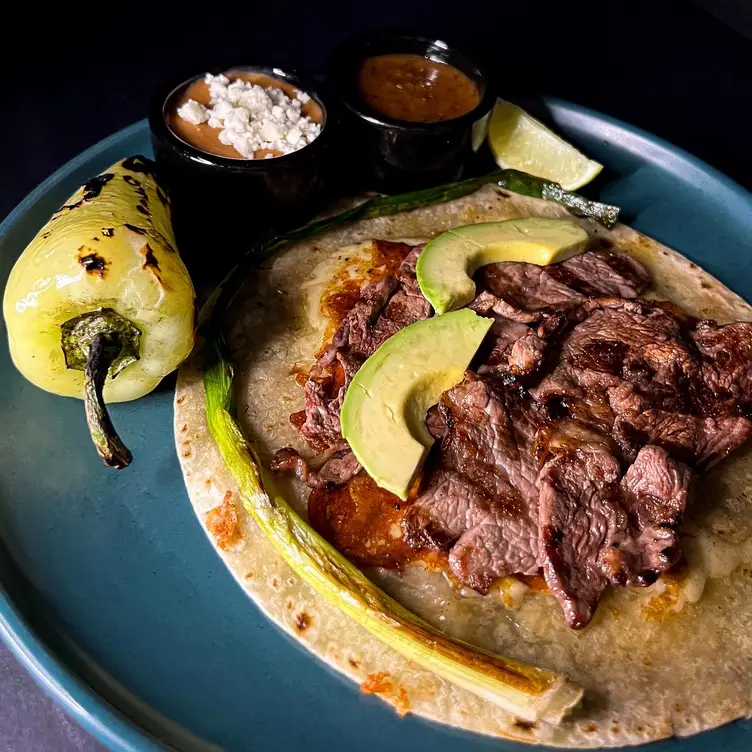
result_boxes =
[488,99,603,191]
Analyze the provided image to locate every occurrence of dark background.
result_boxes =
[3,0,752,225]
[1,0,751,749]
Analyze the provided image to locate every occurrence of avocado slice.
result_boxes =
[416,218,589,315]
[341,309,493,500]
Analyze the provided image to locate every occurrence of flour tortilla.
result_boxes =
[175,185,752,747]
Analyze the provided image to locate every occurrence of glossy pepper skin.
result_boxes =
[3,156,195,467]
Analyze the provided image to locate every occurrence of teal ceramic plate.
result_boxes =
[1,101,752,751]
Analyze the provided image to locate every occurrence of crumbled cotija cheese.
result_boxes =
[176,73,322,159]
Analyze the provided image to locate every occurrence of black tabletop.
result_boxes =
[2,0,751,749]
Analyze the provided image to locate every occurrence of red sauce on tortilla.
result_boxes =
[308,472,447,571]
[317,240,415,356]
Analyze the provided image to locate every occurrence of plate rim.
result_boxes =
[1,103,751,752]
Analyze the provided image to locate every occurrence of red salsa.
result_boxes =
[358,54,481,123]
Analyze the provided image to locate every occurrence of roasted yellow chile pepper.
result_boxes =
[2,156,195,468]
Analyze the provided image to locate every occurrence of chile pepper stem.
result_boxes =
[84,333,133,469]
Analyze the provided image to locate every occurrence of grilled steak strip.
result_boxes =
[296,243,430,452]
[531,298,752,469]
[270,447,361,488]
[598,445,692,588]
[403,377,544,590]
[480,250,650,319]
[538,446,622,629]
[471,252,650,379]
[538,443,691,629]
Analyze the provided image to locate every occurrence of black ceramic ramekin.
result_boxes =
[328,34,495,192]
[149,66,332,275]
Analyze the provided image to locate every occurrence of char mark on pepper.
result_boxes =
[82,173,114,201]
[142,244,160,271]
[77,247,109,278]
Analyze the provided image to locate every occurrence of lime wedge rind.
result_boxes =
[488,99,603,191]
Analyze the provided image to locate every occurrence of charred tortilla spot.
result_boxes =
[512,719,537,731]
[77,248,108,278]
[93,237,100,242]
[293,611,312,632]
[347,657,360,669]
[122,155,156,174]
[101,227,115,237]
[41,230,52,239]
[82,173,114,200]
[136,204,150,216]
[124,223,146,235]
[122,174,141,187]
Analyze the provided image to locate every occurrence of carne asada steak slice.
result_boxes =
[611,407,752,470]
[538,446,622,629]
[296,243,430,450]
[271,446,361,488]
[538,443,691,629]
[692,320,752,417]
[470,252,651,379]
[475,317,548,379]
[403,377,542,590]
[479,250,650,319]
[531,300,752,467]
[598,445,691,588]
[546,250,651,299]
